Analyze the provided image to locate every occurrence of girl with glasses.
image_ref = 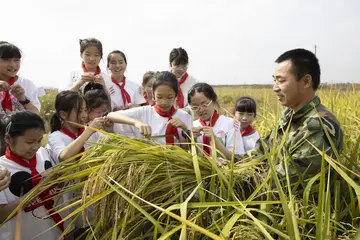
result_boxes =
[189,83,245,159]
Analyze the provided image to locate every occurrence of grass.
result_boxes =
[23,83,360,239]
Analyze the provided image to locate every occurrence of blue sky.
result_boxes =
[2,0,359,88]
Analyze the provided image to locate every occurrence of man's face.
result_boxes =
[273,60,306,110]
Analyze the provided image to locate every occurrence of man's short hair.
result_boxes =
[275,49,321,90]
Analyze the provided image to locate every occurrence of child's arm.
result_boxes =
[107,112,152,138]
[0,192,27,224]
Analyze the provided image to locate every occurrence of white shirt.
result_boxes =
[113,106,193,145]
[175,74,197,109]
[193,115,245,155]
[61,68,112,92]
[243,130,260,152]
[37,86,46,97]
[0,148,62,240]
[47,130,99,165]
[0,76,41,112]
[107,77,146,109]
[47,130,98,228]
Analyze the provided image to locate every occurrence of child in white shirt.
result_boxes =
[189,83,245,159]
[234,96,260,152]
[0,42,41,116]
[0,111,63,240]
[107,71,192,147]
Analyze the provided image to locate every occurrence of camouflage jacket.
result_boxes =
[235,96,343,179]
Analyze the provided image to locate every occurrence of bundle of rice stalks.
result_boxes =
[16,133,262,239]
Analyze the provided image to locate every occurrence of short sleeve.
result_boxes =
[225,121,245,155]
[22,79,41,111]
[0,190,9,205]
[112,107,146,137]
[47,132,67,165]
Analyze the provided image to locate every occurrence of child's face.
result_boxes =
[143,77,155,96]
[235,111,255,130]
[6,129,44,160]
[171,62,188,79]
[88,103,108,121]
[153,85,176,113]
[108,53,127,77]
[81,45,101,71]
[0,57,20,78]
[190,92,215,121]
[64,102,89,127]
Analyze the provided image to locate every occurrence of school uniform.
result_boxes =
[0,147,63,240]
[193,112,245,156]
[47,126,97,230]
[175,73,197,110]
[61,65,111,92]
[107,76,146,110]
[241,125,260,152]
[113,105,193,145]
[0,76,41,116]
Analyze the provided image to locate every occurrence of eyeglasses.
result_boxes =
[190,100,212,111]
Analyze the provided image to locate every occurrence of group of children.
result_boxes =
[0,38,260,239]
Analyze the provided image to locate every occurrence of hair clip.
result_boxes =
[5,121,12,134]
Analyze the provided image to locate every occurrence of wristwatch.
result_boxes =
[19,98,31,105]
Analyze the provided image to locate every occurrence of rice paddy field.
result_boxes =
[29,84,360,239]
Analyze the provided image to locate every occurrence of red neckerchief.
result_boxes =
[1,77,17,112]
[60,126,85,152]
[199,111,219,155]
[241,125,255,136]
[81,63,101,76]
[5,148,64,232]
[175,72,188,108]
[143,93,149,105]
[153,105,179,145]
[112,76,131,108]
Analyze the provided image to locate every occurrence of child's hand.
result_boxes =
[201,126,215,138]
[0,80,11,92]
[79,73,95,85]
[134,120,152,138]
[191,126,203,139]
[0,167,11,191]
[94,75,105,86]
[89,117,107,130]
[11,84,26,102]
[167,118,188,132]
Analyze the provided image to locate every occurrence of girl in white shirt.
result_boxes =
[107,71,192,147]
[0,111,62,240]
[234,96,260,152]
[65,38,110,93]
[47,90,107,164]
[169,47,197,111]
[0,42,40,116]
[189,83,245,159]
[106,50,146,110]
[142,71,156,106]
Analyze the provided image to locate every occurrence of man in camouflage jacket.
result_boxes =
[233,49,343,181]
